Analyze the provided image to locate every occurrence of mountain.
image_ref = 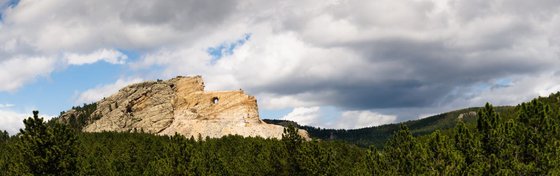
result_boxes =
[58,76,309,139]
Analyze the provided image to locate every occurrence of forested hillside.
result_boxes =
[1,92,560,175]
[1,112,365,175]
[265,106,515,147]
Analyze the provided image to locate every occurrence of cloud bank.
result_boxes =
[76,78,143,104]
[1,0,559,128]
[0,109,55,135]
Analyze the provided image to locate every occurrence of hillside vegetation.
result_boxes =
[265,106,515,147]
[1,92,559,175]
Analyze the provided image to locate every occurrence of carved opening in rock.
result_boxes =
[212,97,219,104]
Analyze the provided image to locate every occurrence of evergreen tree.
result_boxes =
[477,103,502,155]
[282,124,304,149]
[426,130,462,175]
[517,99,560,174]
[383,125,426,174]
[454,121,485,174]
[294,142,321,175]
[18,111,78,175]
[454,121,479,164]
[0,130,8,143]
[167,134,193,175]
[282,125,305,174]
[364,146,387,175]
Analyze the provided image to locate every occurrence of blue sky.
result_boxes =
[0,0,19,21]
[0,59,128,115]
[0,35,292,120]
[1,0,560,134]
[207,33,252,62]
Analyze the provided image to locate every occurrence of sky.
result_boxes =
[1,0,560,134]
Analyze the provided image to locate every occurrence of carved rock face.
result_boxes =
[63,76,308,139]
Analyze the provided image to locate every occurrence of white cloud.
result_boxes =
[447,72,560,107]
[0,109,56,135]
[0,104,14,108]
[0,56,56,91]
[257,93,320,109]
[335,110,397,129]
[281,107,397,129]
[64,48,127,65]
[281,106,321,126]
[0,0,559,127]
[0,109,27,134]
[121,0,557,111]
[75,78,143,104]
[418,113,438,119]
[124,0,560,124]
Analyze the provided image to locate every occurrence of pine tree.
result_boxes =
[383,125,426,174]
[477,103,502,156]
[454,121,485,174]
[517,99,560,174]
[282,125,305,175]
[0,130,8,143]
[282,125,304,149]
[294,142,320,175]
[426,130,462,175]
[166,133,193,175]
[18,111,78,175]
[364,145,387,175]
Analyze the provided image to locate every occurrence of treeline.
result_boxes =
[265,106,514,147]
[1,93,560,175]
[59,103,99,131]
[0,111,365,175]
[364,93,560,175]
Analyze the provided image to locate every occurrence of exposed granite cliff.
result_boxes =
[60,76,308,139]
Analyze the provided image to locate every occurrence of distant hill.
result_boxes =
[265,105,516,147]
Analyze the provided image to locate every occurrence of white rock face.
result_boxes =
[60,76,308,139]
[457,111,477,119]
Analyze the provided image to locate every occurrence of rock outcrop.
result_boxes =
[60,76,308,139]
[457,111,477,119]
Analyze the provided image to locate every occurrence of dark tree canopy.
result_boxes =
[1,92,560,175]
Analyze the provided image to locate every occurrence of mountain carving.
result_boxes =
[60,76,308,139]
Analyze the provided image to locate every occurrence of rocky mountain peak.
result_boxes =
[60,76,308,139]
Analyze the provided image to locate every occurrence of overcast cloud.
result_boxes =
[1,0,560,129]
